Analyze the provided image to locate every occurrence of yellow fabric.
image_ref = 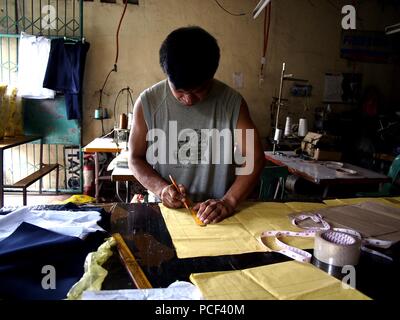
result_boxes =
[386,197,400,205]
[4,87,18,138]
[0,84,8,138]
[190,261,370,300]
[324,197,400,208]
[159,202,325,259]
[57,194,96,205]
[67,237,116,300]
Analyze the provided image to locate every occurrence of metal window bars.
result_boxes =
[1,0,84,83]
[1,0,83,37]
[0,1,84,195]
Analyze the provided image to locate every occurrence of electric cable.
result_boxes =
[260,3,271,78]
[213,0,247,16]
[97,0,129,135]
[115,0,129,66]
[113,87,135,128]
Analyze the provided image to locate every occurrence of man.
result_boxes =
[128,26,264,224]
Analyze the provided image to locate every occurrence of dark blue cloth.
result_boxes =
[0,205,108,300]
[43,39,90,120]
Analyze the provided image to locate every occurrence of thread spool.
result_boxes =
[284,117,293,136]
[298,118,308,137]
[94,108,103,119]
[119,113,128,129]
[274,129,283,142]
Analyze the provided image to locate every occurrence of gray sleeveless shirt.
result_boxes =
[140,79,242,202]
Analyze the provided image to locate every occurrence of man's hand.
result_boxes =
[193,199,235,225]
[161,184,186,209]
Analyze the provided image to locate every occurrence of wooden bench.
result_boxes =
[4,164,59,206]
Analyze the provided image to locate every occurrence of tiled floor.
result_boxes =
[3,193,71,207]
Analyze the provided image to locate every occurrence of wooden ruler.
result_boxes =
[112,233,152,289]
[169,175,206,227]
[185,203,206,227]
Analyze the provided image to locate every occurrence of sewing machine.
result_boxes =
[301,132,342,161]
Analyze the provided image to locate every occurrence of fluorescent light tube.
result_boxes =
[253,0,272,19]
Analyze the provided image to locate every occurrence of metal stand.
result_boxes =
[272,63,308,154]
[114,129,130,151]
[273,63,287,154]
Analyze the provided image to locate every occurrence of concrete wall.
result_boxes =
[82,0,399,145]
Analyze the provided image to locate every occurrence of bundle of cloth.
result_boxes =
[17,32,90,120]
[0,203,108,300]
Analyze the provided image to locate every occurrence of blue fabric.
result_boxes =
[0,205,107,300]
[43,39,90,120]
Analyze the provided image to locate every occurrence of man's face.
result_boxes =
[168,79,213,106]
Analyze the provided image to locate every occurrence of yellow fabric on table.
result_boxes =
[324,197,400,208]
[387,197,400,205]
[57,194,96,205]
[159,202,326,259]
[190,261,370,300]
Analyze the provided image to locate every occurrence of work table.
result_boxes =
[102,201,400,299]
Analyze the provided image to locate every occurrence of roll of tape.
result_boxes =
[314,230,361,267]
[259,214,393,264]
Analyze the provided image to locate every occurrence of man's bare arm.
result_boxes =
[128,98,185,208]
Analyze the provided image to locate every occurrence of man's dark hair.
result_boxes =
[159,26,220,90]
